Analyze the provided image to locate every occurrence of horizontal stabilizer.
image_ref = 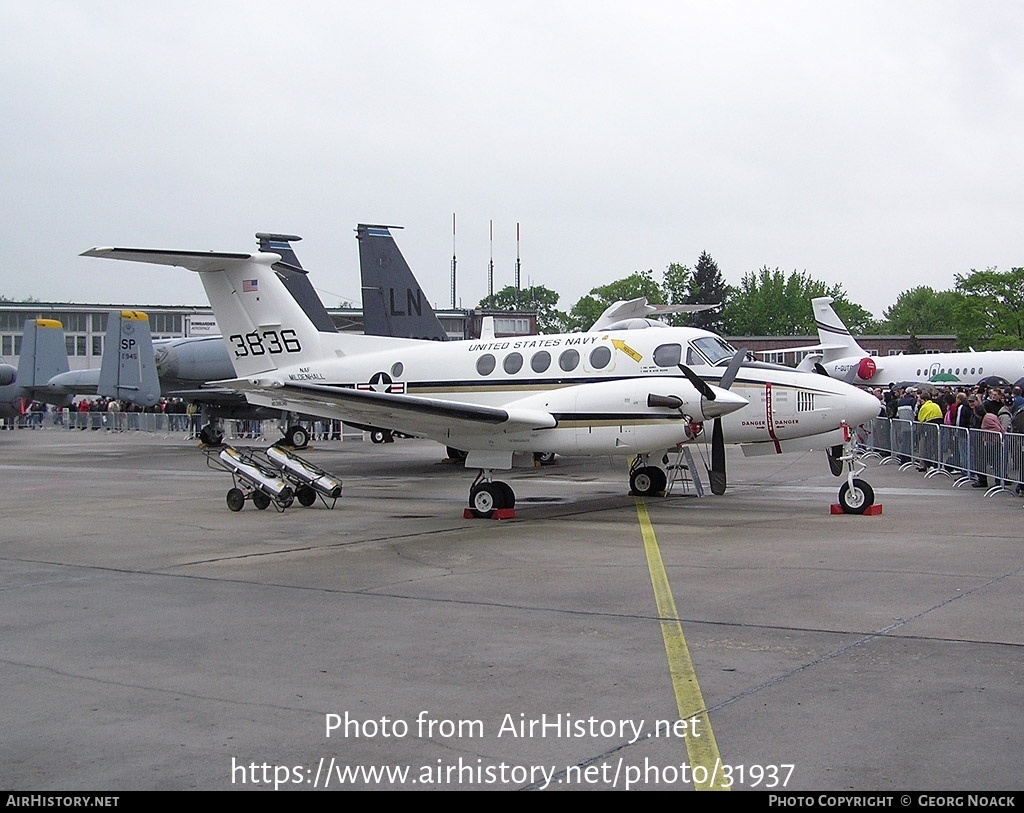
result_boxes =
[81,246,259,272]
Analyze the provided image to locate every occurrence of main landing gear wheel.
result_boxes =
[630,466,666,497]
[200,424,225,446]
[252,491,272,510]
[370,429,393,444]
[838,478,874,514]
[495,481,515,509]
[468,481,514,518]
[226,487,245,512]
[284,425,309,449]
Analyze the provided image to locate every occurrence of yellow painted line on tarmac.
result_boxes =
[636,498,730,791]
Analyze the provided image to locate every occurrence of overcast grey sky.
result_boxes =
[1,0,1021,320]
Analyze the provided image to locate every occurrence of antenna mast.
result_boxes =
[515,222,521,299]
[450,212,457,309]
[488,219,494,299]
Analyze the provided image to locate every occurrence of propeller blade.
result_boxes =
[678,364,716,401]
[719,349,746,391]
[709,417,727,495]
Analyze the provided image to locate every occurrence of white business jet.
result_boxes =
[794,297,1024,388]
[81,244,883,514]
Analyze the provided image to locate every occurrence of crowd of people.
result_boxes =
[1,396,202,435]
[868,382,1024,490]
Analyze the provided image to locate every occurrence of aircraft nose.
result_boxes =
[847,385,882,427]
[702,386,749,420]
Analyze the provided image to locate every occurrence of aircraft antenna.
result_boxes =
[450,212,457,310]
[488,219,494,299]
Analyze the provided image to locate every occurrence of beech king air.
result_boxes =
[81,243,883,515]
[791,296,1024,388]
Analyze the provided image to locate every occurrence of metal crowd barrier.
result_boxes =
[2,410,360,442]
[860,417,1023,497]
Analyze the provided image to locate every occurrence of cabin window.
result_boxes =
[503,352,524,374]
[476,354,496,376]
[531,351,551,373]
[653,344,681,368]
[589,345,611,369]
[559,349,580,372]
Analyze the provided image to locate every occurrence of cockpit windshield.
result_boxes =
[689,336,739,366]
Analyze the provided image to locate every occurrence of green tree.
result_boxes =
[953,267,1024,350]
[683,252,728,333]
[564,270,664,332]
[881,287,963,336]
[662,262,693,326]
[721,267,872,336]
[477,284,567,334]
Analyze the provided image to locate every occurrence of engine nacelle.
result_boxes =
[857,357,877,380]
[0,363,16,387]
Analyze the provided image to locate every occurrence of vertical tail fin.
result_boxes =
[357,224,449,341]
[97,311,161,406]
[17,319,70,388]
[811,297,867,362]
[81,248,327,378]
[255,233,338,333]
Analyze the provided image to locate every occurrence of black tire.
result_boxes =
[252,491,272,510]
[370,429,389,444]
[494,481,515,509]
[838,478,874,514]
[534,451,556,465]
[285,425,309,449]
[226,487,245,512]
[297,485,317,507]
[200,424,225,446]
[469,482,502,519]
[630,466,665,496]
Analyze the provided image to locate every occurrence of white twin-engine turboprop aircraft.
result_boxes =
[81,246,883,515]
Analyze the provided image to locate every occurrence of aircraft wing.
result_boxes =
[223,378,557,438]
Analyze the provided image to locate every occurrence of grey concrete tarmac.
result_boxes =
[1,428,1021,791]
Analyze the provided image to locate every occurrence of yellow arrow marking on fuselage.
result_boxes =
[612,339,642,362]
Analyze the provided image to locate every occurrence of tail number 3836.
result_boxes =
[228,330,302,358]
